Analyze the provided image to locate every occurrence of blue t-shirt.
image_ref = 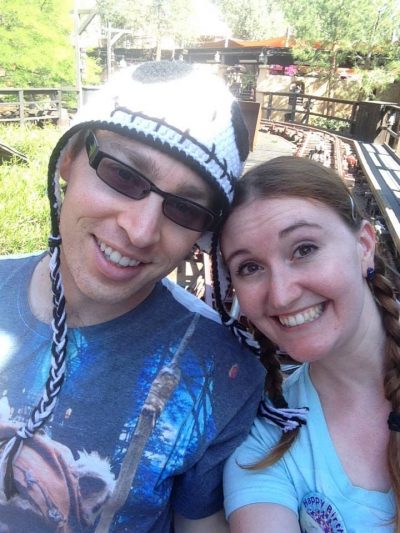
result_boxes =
[224,363,395,533]
[0,252,264,532]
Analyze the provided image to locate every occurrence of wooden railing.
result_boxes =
[259,91,400,156]
[0,88,79,125]
[260,90,360,132]
[382,103,400,154]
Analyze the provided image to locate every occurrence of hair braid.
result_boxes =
[245,327,300,469]
[370,254,400,528]
[254,329,286,407]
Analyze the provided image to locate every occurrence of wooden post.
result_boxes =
[18,90,24,125]
[290,95,297,122]
[57,90,62,122]
[266,93,273,120]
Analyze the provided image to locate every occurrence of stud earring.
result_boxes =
[366,267,376,281]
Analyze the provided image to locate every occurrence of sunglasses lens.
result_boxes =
[164,196,214,232]
[97,158,150,199]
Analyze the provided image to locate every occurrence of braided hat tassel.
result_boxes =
[0,234,68,499]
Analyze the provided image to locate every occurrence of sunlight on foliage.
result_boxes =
[0,124,61,254]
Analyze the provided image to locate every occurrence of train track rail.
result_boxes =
[260,120,400,274]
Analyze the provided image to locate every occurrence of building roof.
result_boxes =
[199,37,294,49]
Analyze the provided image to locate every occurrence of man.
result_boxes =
[0,61,264,531]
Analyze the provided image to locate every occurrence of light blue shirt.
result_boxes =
[224,364,395,532]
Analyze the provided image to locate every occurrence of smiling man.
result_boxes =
[0,62,264,532]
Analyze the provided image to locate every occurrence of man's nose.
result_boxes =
[117,193,164,248]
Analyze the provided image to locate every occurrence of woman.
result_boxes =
[219,156,399,532]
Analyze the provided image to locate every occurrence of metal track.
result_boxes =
[259,120,400,276]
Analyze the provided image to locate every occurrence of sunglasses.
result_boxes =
[85,130,218,232]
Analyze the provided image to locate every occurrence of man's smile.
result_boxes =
[97,239,142,268]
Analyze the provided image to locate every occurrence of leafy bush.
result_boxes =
[308,116,350,133]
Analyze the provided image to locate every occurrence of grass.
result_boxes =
[0,123,62,255]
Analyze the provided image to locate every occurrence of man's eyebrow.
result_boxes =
[107,140,157,175]
[279,221,322,238]
[107,139,212,202]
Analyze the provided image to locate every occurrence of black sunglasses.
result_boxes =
[85,130,218,232]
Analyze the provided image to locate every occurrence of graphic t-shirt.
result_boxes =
[0,253,264,532]
[224,364,395,532]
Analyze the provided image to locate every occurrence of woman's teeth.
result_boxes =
[98,240,140,267]
[279,303,324,327]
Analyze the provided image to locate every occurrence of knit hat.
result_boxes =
[48,61,249,250]
[0,61,250,500]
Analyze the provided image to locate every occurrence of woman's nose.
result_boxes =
[267,265,302,311]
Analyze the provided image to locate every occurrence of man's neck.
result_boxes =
[29,254,155,327]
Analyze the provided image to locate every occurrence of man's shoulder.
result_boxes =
[0,251,43,280]
[161,278,264,372]
[0,250,44,263]
[161,277,222,324]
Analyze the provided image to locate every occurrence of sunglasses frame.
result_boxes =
[85,130,219,232]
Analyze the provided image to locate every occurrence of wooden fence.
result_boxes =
[0,88,79,125]
[260,90,360,131]
[259,91,400,155]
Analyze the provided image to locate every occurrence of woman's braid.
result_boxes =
[370,252,400,529]
[253,328,286,408]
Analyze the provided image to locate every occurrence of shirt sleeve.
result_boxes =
[223,416,299,518]
[171,384,264,519]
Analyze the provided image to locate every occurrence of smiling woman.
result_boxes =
[221,156,400,533]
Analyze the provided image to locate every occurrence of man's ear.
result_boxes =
[59,147,74,182]
[357,220,376,275]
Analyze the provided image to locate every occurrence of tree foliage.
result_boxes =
[96,0,200,57]
[214,0,287,40]
[279,0,400,96]
[0,0,77,87]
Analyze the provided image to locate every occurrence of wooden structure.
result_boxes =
[238,100,261,152]
[0,88,78,125]
[0,142,27,163]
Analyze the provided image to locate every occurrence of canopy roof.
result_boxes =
[199,37,294,49]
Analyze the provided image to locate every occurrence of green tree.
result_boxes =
[0,0,77,87]
[279,0,400,98]
[96,0,199,60]
[214,0,287,40]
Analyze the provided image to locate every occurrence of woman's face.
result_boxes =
[221,195,376,363]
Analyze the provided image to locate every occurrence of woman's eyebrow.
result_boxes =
[223,247,250,266]
[279,221,322,238]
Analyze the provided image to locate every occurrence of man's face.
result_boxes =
[58,129,215,322]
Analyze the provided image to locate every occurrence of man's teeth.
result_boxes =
[98,241,140,267]
[279,303,324,327]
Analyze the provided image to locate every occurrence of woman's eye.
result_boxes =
[236,262,261,276]
[293,244,317,259]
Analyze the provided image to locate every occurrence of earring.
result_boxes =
[366,267,375,281]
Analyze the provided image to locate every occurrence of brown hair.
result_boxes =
[232,156,400,526]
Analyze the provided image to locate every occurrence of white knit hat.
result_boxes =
[48,61,249,242]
